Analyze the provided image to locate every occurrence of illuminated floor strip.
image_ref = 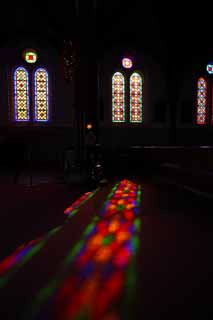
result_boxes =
[0,226,62,289]
[0,189,98,289]
[64,189,98,218]
[25,179,142,320]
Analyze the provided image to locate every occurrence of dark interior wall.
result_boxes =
[176,68,197,126]
[0,38,75,126]
[99,128,170,147]
[0,38,75,166]
[175,63,213,144]
[99,48,169,147]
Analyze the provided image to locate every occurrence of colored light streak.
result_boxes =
[64,190,97,218]
[0,188,97,288]
[0,237,42,289]
[1,187,95,281]
[0,225,62,289]
[0,238,41,277]
[26,180,142,320]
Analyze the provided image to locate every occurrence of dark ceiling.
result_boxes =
[1,0,213,69]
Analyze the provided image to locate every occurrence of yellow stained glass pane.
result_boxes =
[14,67,30,121]
[34,68,49,122]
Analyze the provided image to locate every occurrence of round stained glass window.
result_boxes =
[122,58,133,69]
[206,64,213,74]
[23,49,38,64]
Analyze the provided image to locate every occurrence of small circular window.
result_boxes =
[122,57,133,69]
[206,63,213,74]
[23,49,38,64]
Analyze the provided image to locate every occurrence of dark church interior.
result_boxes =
[0,1,213,319]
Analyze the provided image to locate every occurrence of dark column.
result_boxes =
[166,70,181,145]
[73,0,99,168]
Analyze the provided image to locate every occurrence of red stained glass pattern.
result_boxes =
[34,68,49,122]
[112,72,125,122]
[64,192,93,217]
[14,67,30,121]
[197,77,207,125]
[130,72,142,123]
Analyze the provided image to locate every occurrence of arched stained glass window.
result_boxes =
[34,68,49,122]
[130,72,142,123]
[197,77,207,125]
[112,72,125,122]
[14,67,30,121]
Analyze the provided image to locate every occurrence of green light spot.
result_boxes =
[84,223,95,236]
[68,208,78,218]
[134,218,141,231]
[132,236,140,252]
[63,240,84,265]
[93,216,99,222]
[102,234,115,246]
[0,277,8,289]
[48,225,62,236]
[116,204,125,211]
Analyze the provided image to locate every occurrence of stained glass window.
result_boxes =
[197,77,207,125]
[130,72,142,123]
[24,51,37,64]
[34,68,49,122]
[122,58,133,69]
[112,72,125,122]
[206,64,213,74]
[14,67,30,121]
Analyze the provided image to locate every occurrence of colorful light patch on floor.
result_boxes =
[27,179,142,320]
[0,189,97,289]
[101,179,141,219]
[64,190,97,218]
[0,226,62,289]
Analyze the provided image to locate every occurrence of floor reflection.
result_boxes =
[0,189,98,288]
[28,179,142,320]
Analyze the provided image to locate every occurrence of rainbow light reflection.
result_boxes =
[0,226,61,289]
[29,179,141,320]
[64,191,95,218]
[0,189,97,288]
